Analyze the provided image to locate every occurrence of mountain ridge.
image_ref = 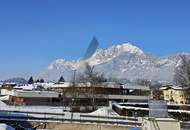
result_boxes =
[38,43,189,82]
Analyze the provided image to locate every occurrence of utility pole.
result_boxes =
[71,69,76,123]
[90,66,95,111]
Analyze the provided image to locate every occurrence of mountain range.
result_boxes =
[37,43,188,83]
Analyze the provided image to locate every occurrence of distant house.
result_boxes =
[0,83,16,90]
[0,83,17,96]
[160,86,190,105]
[9,90,60,106]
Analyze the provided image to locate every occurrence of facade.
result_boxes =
[160,86,190,105]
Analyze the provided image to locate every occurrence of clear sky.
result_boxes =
[0,0,190,79]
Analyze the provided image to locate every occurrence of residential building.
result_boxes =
[0,83,17,96]
[160,86,190,105]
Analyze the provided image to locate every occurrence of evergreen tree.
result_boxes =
[36,79,40,83]
[58,76,65,83]
[40,79,45,83]
[28,76,34,84]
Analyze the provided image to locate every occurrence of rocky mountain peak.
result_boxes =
[38,42,188,82]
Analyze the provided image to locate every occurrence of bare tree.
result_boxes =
[174,55,190,86]
[80,63,106,110]
[136,79,151,86]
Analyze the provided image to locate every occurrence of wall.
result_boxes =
[46,122,138,130]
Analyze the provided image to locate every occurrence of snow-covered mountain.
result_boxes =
[3,77,27,85]
[38,43,186,82]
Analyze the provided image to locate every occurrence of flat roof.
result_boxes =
[122,84,150,90]
[11,90,59,98]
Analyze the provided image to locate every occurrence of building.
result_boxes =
[0,83,16,92]
[160,86,190,105]
[9,90,60,106]
[48,82,150,111]
[0,83,17,90]
[0,83,17,96]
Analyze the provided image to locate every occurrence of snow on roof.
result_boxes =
[3,82,16,85]
[50,82,120,88]
[118,102,190,107]
[11,90,59,98]
[14,84,35,90]
[50,82,72,88]
[113,103,190,114]
[160,86,187,90]
[171,86,184,90]
[160,87,168,90]
[118,102,148,105]
[122,84,150,90]
[0,124,15,130]
[34,82,54,86]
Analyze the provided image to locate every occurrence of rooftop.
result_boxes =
[10,90,59,98]
[160,86,189,90]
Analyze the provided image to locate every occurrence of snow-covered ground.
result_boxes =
[89,107,119,116]
[0,99,140,125]
[0,100,7,106]
[0,96,9,101]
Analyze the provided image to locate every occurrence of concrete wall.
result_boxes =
[46,122,139,130]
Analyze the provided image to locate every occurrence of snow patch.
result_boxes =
[0,100,7,106]
[89,107,119,116]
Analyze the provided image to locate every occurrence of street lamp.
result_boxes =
[71,98,75,123]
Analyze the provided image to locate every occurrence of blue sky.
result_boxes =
[0,0,190,79]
